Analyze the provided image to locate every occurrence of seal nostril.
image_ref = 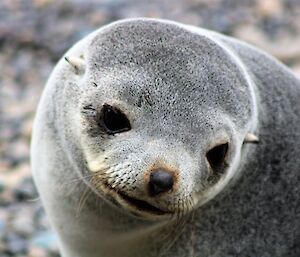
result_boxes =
[149,170,174,196]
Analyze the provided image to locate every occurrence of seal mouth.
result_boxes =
[94,181,172,217]
[118,191,171,216]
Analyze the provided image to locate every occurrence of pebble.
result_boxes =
[11,209,35,237]
[0,218,6,234]
[13,176,38,201]
[0,179,5,193]
[256,0,283,17]
[31,231,59,253]
[4,232,28,255]
[28,246,49,257]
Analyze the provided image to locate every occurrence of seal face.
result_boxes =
[63,19,258,219]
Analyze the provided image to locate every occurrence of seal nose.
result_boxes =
[149,169,174,196]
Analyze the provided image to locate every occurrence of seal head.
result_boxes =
[59,19,258,219]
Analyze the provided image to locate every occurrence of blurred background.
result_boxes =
[0,0,299,256]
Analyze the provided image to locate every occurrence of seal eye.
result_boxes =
[99,104,131,135]
[206,143,229,173]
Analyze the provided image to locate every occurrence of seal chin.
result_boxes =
[116,191,173,218]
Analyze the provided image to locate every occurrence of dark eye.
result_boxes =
[99,104,131,135]
[206,143,229,173]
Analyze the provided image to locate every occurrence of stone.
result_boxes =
[31,231,59,253]
[13,176,38,201]
[5,232,28,255]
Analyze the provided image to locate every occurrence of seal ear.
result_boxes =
[244,133,259,144]
[64,55,86,74]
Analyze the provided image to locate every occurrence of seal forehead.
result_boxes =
[89,19,235,71]
[87,20,253,133]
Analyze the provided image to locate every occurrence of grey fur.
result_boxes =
[31,18,300,257]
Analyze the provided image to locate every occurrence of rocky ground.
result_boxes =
[0,0,299,256]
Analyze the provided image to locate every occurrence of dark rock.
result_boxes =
[13,177,38,201]
[4,232,28,255]
[0,180,5,193]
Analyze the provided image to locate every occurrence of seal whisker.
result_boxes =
[182,199,187,218]
[76,186,91,218]
[178,199,183,220]
[159,216,188,257]
[176,199,182,220]
[59,173,102,186]
[186,195,193,213]
[113,175,131,190]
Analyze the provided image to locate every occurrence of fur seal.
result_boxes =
[31,18,300,257]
